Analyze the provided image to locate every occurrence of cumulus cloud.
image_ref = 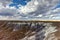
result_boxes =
[0,0,12,7]
[19,0,39,14]
[0,5,20,20]
[0,6,18,16]
[0,0,60,20]
[18,0,60,18]
[45,8,60,19]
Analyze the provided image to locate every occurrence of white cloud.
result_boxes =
[18,0,59,18]
[18,0,39,14]
[44,8,60,19]
[53,8,60,13]
[0,7,18,16]
[0,0,60,20]
[0,5,20,20]
[0,0,12,7]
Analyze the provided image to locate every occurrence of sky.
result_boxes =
[0,0,60,20]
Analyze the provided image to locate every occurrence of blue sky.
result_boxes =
[9,0,31,8]
[55,4,60,9]
[9,0,60,9]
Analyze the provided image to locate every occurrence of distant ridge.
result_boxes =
[0,19,60,22]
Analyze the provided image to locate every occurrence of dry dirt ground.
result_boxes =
[52,23,60,40]
[0,21,60,40]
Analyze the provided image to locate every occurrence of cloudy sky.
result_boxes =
[0,0,60,20]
